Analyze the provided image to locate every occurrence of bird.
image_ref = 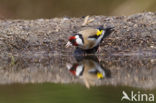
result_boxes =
[66,56,111,88]
[66,26,114,53]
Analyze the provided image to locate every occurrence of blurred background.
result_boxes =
[0,0,155,19]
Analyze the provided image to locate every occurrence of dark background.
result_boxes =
[0,0,155,19]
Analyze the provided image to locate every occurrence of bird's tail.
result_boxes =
[97,25,114,38]
[103,26,114,38]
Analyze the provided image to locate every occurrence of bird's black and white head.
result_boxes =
[66,63,84,76]
[66,33,84,48]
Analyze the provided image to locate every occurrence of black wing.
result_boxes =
[88,35,99,39]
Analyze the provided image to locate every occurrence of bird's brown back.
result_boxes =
[78,29,97,49]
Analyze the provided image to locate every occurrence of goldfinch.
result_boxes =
[66,56,110,79]
[66,56,111,88]
[66,26,114,53]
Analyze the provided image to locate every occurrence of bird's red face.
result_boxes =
[69,36,78,46]
[66,63,84,76]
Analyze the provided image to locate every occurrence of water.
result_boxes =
[0,53,156,103]
[0,83,155,103]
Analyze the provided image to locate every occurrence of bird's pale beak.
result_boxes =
[65,41,72,48]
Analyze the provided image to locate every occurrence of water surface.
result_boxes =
[0,53,156,103]
[0,83,155,103]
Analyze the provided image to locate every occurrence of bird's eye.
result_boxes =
[71,39,75,44]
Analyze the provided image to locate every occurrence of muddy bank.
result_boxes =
[0,12,156,89]
[0,12,156,57]
[0,55,156,89]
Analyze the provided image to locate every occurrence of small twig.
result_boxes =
[82,16,94,26]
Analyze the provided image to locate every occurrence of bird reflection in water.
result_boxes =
[66,55,111,88]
